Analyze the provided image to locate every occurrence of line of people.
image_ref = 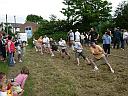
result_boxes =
[67,28,99,48]
[33,34,114,73]
[33,27,128,73]
[112,28,128,50]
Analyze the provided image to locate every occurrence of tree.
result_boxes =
[4,23,14,36]
[61,0,112,31]
[49,14,57,21]
[114,1,128,29]
[26,14,68,40]
[26,14,44,24]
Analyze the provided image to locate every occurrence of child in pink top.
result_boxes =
[7,35,15,66]
[12,66,29,96]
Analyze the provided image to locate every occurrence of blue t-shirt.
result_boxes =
[102,34,111,44]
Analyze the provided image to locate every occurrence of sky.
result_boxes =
[0,0,125,23]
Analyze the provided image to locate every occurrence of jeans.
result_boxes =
[9,52,14,66]
[113,38,120,49]
[103,44,110,54]
[121,40,124,49]
[80,39,85,45]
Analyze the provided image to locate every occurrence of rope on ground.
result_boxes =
[85,49,128,59]
[109,54,128,59]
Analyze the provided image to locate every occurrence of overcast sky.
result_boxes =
[0,0,125,23]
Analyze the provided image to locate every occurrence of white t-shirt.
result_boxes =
[123,32,128,39]
[17,45,22,54]
[18,38,22,44]
[74,42,83,52]
[80,34,85,40]
[45,37,50,44]
[43,37,50,47]
[43,37,46,43]
[75,31,80,41]
[58,40,67,49]
[43,37,50,44]
[0,91,8,96]
[69,32,74,41]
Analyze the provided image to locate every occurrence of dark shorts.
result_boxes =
[61,49,68,55]
[75,51,86,59]
[92,55,108,64]
[52,45,58,51]
[62,49,66,53]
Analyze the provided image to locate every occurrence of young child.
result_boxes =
[11,66,29,96]
[17,44,23,63]
[102,31,112,55]
[7,35,15,66]
[0,72,13,96]
[0,72,7,96]
[73,41,90,66]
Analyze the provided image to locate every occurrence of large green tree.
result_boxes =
[61,0,112,31]
[26,14,44,24]
[114,1,128,29]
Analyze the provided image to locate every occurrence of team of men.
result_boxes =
[32,28,128,73]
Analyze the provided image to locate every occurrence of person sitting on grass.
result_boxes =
[0,72,13,96]
[89,42,114,73]
[73,41,90,66]
[11,66,29,96]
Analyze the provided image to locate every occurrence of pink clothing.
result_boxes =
[15,74,28,89]
[7,40,15,52]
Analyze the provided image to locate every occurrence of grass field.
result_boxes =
[2,46,128,96]
[0,61,9,74]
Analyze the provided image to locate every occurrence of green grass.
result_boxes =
[0,61,9,74]
[24,75,34,96]
[3,46,128,96]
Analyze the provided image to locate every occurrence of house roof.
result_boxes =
[8,23,23,28]
[3,22,23,28]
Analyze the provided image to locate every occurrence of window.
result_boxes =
[25,28,28,30]
[29,27,31,30]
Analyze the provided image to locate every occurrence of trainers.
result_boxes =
[110,69,114,73]
[14,61,16,64]
[51,54,54,57]
[93,67,99,71]
[19,60,22,63]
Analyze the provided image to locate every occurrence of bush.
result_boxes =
[49,31,68,41]
[27,37,34,48]
[33,31,68,41]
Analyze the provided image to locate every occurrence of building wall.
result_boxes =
[20,21,39,33]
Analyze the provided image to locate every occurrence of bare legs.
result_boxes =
[90,56,114,73]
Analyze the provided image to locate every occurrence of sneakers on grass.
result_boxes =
[19,60,23,63]
[110,69,114,73]
[93,67,99,71]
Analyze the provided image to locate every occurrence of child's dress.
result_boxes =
[12,73,28,94]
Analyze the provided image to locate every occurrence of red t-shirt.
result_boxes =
[7,40,15,52]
